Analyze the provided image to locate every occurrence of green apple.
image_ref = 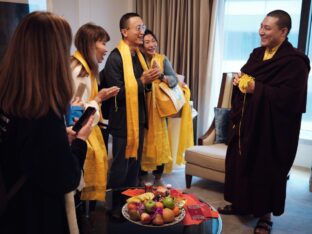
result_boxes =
[162,196,175,209]
[144,200,156,214]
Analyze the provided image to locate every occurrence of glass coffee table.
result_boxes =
[105,189,222,234]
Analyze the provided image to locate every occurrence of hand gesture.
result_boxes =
[96,86,120,103]
[233,72,242,86]
[152,60,160,69]
[141,67,162,85]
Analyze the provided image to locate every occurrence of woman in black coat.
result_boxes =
[0,11,93,234]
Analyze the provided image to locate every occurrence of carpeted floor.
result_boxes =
[81,165,312,234]
[166,165,312,234]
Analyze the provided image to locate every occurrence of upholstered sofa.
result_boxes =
[185,73,235,188]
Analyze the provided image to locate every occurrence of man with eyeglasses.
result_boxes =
[100,12,161,219]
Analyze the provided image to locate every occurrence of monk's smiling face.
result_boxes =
[259,16,288,49]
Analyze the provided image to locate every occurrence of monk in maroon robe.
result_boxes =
[219,10,310,234]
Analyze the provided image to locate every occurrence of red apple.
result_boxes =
[152,213,164,226]
[140,212,151,224]
[127,202,138,211]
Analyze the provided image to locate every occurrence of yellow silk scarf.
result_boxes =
[73,51,98,100]
[238,74,254,93]
[72,51,107,201]
[141,53,172,172]
[166,85,194,172]
[117,40,148,159]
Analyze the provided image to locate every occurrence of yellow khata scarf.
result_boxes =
[166,85,194,172]
[72,51,107,201]
[117,40,148,159]
[238,74,254,93]
[73,51,98,100]
[141,53,172,172]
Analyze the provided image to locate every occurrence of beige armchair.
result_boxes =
[185,72,235,188]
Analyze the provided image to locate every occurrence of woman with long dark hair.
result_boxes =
[0,11,93,234]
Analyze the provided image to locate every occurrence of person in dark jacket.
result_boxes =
[0,11,94,234]
[100,12,161,218]
[218,10,310,234]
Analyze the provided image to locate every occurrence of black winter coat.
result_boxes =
[0,110,86,234]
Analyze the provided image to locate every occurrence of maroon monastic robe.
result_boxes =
[224,40,310,217]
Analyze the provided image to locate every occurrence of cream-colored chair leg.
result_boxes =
[65,191,79,234]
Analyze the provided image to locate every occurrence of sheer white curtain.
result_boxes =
[197,0,225,137]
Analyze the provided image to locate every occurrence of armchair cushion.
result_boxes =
[185,144,227,172]
[214,107,231,144]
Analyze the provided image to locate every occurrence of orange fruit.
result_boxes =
[155,201,164,209]
[172,206,180,216]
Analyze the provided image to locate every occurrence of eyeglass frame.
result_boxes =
[127,24,146,32]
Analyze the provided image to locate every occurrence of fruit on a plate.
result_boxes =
[140,212,151,224]
[152,213,164,226]
[127,202,137,211]
[137,192,154,201]
[162,196,175,209]
[125,189,184,226]
[155,201,164,209]
[128,209,141,221]
[162,208,175,223]
[144,200,156,214]
[172,206,180,216]
[126,196,141,203]
[127,192,155,203]
[156,186,168,196]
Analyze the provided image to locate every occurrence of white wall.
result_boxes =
[49,0,135,70]
[294,140,312,169]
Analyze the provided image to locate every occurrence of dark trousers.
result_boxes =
[139,164,165,177]
[107,126,144,190]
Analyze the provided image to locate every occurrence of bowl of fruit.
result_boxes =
[122,190,186,227]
